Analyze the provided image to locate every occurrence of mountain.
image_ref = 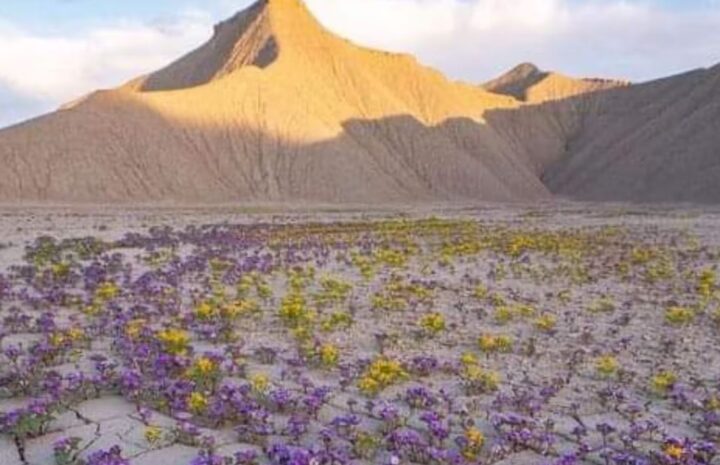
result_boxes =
[0,0,717,204]
[0,0,547,204]
[542,65,720,202]
[483,63,720,203]
[483,63,627,103]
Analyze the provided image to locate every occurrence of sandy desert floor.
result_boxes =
[1,204,720,465]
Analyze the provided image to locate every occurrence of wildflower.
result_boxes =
[652,371,677,394]
[535,314,557,332]
[188,392,208,414]
[359,357,408,396]
[478,334,513,353]
[478,334,496,352]
[494,306,514,324]
[697,268,717,299]
[157,328,190,355]
[194,301,216,320]
[250,373,270,394]
[85,445,129,465]
[588,297,615,313]
[662,439,685,460]
[95,281,120,301]
[665,306,694,325]
[319,343,339,367]
[67,327,86,342]
[124,319,146,340]
[419,312,446,336]
[144,426,163,445]
[460,427,485,459]
[460,352,478,367]
[595,355,619,377]
[405,387,437,409]
[53,437,81,465]
[473,285,488,300]
[49,332,66,347]
[187,356,218,380]
[461,365,500,394]
[408,355,439,376]
[190,449,226,465]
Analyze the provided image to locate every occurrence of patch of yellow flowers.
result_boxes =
[157,328,190,355]
[662,442,685,460]
[49,328,87,348]
[697,268,717,299]
[462,427,485,460]
[144,426,163,445]
[478,334,513,354]
[358,357,408,396]
[186,356,219,386]
[535,314,557,332]
[665,306,694,326]
[595,355,619,377]
[279,292,315,328]
[651,371,677,394]
[95,281,120,301]
[125,319,146,340]
[313,277,352,307]
[188,392,208,414]
[494,304,536,325]
[319,343,340,368]
[250,373,270,394]
[419,312,446,336]
[459,353,500,394]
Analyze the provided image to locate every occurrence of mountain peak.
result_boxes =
[483,63,626,102]
[509,62,543,78]
[136,0,325,92]
[482,63,549,100]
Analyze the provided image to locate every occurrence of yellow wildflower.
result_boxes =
[144,426,163,445]
[157,328,190,355]
[663,443,684,460]
[188,392,208,413]
[250,373,270,394]
[595,355,619,377]
[319,344,339,367]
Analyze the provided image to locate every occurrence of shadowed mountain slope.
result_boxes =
[541,65,720,202]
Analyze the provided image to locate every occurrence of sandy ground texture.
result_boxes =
[1,204,720,465]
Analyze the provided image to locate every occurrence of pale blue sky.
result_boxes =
[1,0,719,127]
[0,0,715,26]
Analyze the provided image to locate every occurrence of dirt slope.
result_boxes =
[541,65,720,202]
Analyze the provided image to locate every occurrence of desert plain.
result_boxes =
[0,204,719,465]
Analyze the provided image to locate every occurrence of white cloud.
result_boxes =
[1,0,719,127]
[306,0,459,48]
[470,0,569,31]
[0,9,214,126]
[306,0,720,81]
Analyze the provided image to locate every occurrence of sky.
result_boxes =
[0,0,719,128]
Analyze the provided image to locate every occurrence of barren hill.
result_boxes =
[0,0,547,204]
[483,63,627,103]
[0,0,717,204]
[541,65,720,202]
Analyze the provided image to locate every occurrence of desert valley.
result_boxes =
[0,1,719,464]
